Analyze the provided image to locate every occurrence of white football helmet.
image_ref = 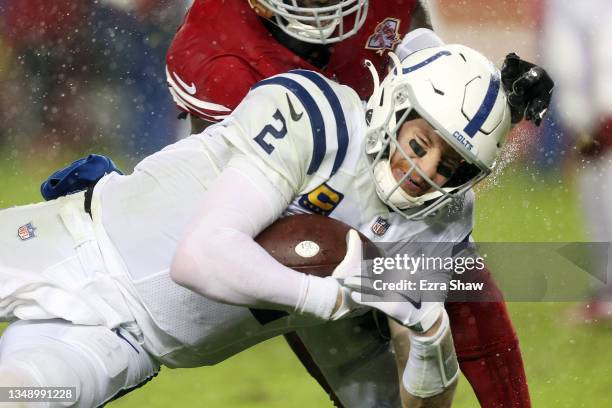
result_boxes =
[248,0,369,44]
[364,44,511,220]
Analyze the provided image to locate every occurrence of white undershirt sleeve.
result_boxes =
[170,155,340,320]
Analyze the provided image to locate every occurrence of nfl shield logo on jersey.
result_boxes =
[365,18,401,55]
[371,216,391,237]
[17,222,36,241]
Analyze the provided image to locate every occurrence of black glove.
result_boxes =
[501,53,554,126]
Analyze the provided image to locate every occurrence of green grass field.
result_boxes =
[2,152,611,407]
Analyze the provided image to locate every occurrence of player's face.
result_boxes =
[390,118,464,197]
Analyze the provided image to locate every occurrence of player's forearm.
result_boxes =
[170,163,340,319]
[389,311,458,407]
[171,225,338,317]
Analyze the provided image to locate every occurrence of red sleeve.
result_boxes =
[166,55,260,122]
[446,265,531,407]
[165,0,317,122]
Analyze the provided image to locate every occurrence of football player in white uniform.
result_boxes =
[0,44,532,407]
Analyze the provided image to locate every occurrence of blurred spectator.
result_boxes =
[540,0,612,320]
[0,0,188,159]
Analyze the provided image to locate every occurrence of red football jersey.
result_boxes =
[165,0,418,121]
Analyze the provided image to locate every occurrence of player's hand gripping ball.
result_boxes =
[256,215,378,320]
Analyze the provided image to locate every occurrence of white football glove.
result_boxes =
[328,229,368,320]
[338,230,442,332]
[295,229,367,321]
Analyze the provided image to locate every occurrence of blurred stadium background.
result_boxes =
[1,0,611,406]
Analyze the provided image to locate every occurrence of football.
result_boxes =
[255,214,358,277]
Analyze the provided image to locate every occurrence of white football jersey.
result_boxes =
[222,69,474,243]
[94,70,473,367]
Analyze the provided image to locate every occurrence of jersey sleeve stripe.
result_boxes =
[463,73,501,138]
[289,69,349,176]
[252,76,326,175]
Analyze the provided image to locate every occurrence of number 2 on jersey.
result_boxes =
[254,109,287,154]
